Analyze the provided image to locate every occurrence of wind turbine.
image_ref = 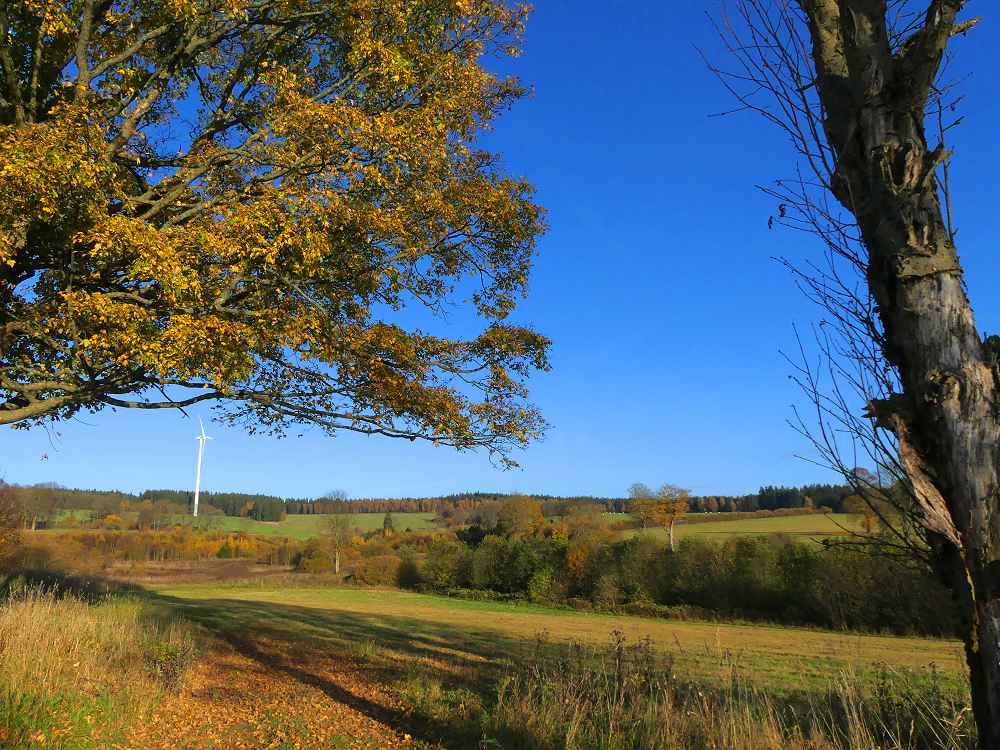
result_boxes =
[193,417,212,517]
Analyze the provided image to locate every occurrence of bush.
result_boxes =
[526,568,555,603]
[397,554,422,589]
[441,587,521,603]
[7,528,306,567]
[469,536,566,595]
[352,554,403,586]
[421,539,471,589]
[592,574,622,609]
[295,543,333,573]
[146,638,198,690]
[0,485,20,561]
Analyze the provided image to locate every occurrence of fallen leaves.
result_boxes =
[122,634,423,750]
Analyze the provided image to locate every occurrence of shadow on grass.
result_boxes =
[149,591,531,749]
[0,568,145,602]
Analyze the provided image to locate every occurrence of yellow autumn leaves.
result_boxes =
[2,0,547,459]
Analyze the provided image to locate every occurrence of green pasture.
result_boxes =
[612,512,866,542]
[210,512,438,538]
[151,582,966,695]
[41,511,439,538]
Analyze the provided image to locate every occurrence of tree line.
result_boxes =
[5,482,863,528]
[406,498,957,638]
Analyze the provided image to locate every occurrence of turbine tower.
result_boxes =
[193,417,212,517]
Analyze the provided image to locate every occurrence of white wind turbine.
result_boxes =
[192,417,212,517]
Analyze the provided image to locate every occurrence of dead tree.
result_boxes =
[712,1,998,744]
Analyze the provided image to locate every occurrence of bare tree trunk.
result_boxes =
[668,519,676,552]
[795,2,1000,742]
[862,166,1000,746]
[334,549,340,576]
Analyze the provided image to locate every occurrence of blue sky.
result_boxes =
[2,2,997,499]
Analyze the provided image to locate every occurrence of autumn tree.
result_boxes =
[0,483,20,558]
[136,499,156,530]
[496,494,543,537]
[563,501,607,541]
[626,482,657,530]
[0,0,549,466]
[652,483,689,552]
[715,1,999,742]
[382,511,394,537]
[19,484,60,530]
[326,508,353,575]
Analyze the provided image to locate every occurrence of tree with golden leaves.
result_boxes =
[497,494,543,538]
[0,483,20,558]
[652,482,688,552]
[0,0,548,465]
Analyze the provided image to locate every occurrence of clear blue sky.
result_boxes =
[2,2,997,499]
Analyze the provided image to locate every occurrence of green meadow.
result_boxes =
[152,582,966,694]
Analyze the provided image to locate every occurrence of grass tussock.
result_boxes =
[0,587,197,749]
[482,632,975,750]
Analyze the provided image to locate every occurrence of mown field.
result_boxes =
[42,511,439,538]
[2,575,973,749]
[211,512,439,538]
[614,512,866,542]
[153,583,966,694]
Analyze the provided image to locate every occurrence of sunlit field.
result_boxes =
[616,512,867,542]
[211,512,439,538]
[154,583,965,693]
[39,511,439,539]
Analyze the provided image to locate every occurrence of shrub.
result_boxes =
[295,543,333,573]
[441,587,519,603]
[102,514,126,530]
[471,536,505,590]
[397,554,422,589]
[421,539,471,589]
[146,639,198,690]
[592,574,622,609]
[352,554,403,586]
[8,528,306,567]
[0,485,20,561]
[526,568,555,603]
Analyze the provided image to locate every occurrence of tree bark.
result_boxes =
[798,1,1000,743]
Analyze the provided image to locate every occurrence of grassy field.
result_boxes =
[43,511,439,538]
[211,512,439,538]
[617,512,866,542]
[0,588,197,750]
[44,509,861,544]
[152,583,966,694]
[4,579,971,749]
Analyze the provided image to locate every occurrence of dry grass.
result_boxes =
[484,633,975,750]
[155,584,966,691]
[0,588,197,749]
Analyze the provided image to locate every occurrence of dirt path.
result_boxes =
[124,632,423,750]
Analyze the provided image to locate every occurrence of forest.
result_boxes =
[6,482,861,526]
